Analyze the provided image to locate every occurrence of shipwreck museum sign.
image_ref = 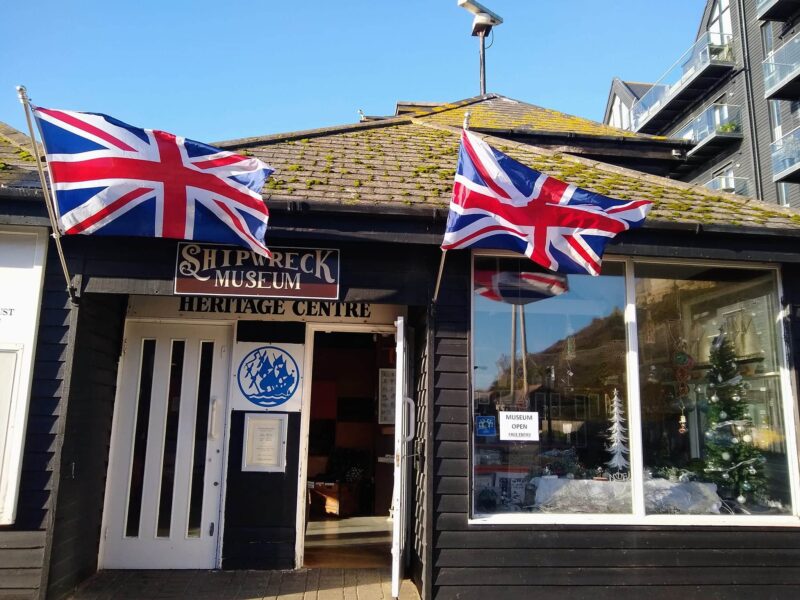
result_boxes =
[175,242,340,299]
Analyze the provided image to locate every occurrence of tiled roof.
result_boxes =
[0,122,40,189]
[220,117,800,232]
[411,94,665,140]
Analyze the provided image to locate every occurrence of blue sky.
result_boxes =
[1,1,704,143]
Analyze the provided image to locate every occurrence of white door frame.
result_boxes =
[294,321,399,568]
[98,318,234,569]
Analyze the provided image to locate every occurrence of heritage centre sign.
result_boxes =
[175,243,340,300]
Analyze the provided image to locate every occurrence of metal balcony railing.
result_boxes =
[675,104,742,154]
[763,31,800,99]
[631,32,735,132]
[705,176,750,196]
[771,126,800,182]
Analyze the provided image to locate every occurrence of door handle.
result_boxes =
[404,397,415,443]
[208,397,219,440]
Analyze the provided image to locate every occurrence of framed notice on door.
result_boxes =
[378,368,396,424]
[242,413,288,472]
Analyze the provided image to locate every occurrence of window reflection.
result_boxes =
[635,264,791,515]
[473,257,630,514]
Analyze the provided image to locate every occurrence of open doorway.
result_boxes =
[302,331,397,568]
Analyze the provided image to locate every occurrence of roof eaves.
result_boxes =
[468,126,687,147]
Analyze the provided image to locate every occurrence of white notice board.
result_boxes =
[378,368,396,424]
[242,413,288,472]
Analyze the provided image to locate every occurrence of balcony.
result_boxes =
[675,104,743,162]
[705,176,750,196]
[756,0,800,21]
[631,32,735,134]
[771,126,800,182]
[763,32,800,99]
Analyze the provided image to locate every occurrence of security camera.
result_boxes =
[458,0,503,26]
[458,0,503,36]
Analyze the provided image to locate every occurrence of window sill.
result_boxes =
[468,513,800,527]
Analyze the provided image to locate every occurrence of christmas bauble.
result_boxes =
[742,481,752,491]
[743,435,752,443]
[719,411,728,420]
[737,495,747,504]
[722,473,730,480]
[710,393,719,403]
[733,394,741,402]
[748,466,756,475]
[732,437,739,444]
[722,452,731,461]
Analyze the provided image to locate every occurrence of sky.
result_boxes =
[0,1,706,143]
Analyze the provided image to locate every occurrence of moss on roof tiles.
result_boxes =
[415,95,666,140]
[239,118,800,232]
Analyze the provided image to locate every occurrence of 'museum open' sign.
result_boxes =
[175,242,340,300]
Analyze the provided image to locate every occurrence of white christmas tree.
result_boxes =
[606,388,629,472]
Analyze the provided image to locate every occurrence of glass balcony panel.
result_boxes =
[675,104,742,146]
[705,176,750,196]
[632,32,734,131]
[763,32,800,98]
[771,126,800,182]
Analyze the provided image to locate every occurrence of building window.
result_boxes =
[778,182,791,206]
[471,255,798,523]
[708,0,732,45]
[609,95,630,130]
[769,100,783,142]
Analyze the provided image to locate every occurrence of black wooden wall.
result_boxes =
[430,252,800,600]
[222,411,301,569]
[0,242,77,600]
[45,294,126,600]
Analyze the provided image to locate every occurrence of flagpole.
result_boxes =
[433,111,472,305]
[16,85,78,304]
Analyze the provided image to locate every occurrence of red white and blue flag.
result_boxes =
[442,130,651,275]
[33,107,273,256]
[474,269,568,305]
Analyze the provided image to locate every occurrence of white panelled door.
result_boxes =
[101,322,231,569]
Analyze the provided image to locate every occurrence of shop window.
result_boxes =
[471,255,798,522]
[472,256,630,515]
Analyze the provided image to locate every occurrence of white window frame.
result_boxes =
[468,251,800,527]
[0,227,48,525]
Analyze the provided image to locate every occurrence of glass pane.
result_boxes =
[156,340,185,537]
[187,341,214,538]
[126,339,156,537]
[635,263,792,515]
[472,257,630,515]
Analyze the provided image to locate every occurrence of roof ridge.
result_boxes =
[407,93,499,119]
[411,118,798,219]
[214,115,414,149]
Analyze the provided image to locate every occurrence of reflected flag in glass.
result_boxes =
[474,268,568,305]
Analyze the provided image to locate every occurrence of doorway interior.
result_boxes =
[302,330,396,568]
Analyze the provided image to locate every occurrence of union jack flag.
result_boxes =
[33,107,273,256]
[442,130,652,275]
[474,269,568,305]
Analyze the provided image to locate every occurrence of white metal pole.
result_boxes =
[16,85,77,304]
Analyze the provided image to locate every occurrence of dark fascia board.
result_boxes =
[469,126,690,149]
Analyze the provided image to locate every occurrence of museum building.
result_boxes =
[4,97,800,599]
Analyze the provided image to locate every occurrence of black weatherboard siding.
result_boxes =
[46,294,126,600]
[430,252,800,600]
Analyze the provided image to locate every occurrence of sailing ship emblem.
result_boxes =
[237,346,300,407]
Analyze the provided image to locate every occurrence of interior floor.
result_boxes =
[304,516,392,568]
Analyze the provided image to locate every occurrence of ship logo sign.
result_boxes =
[237,346,300,407]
